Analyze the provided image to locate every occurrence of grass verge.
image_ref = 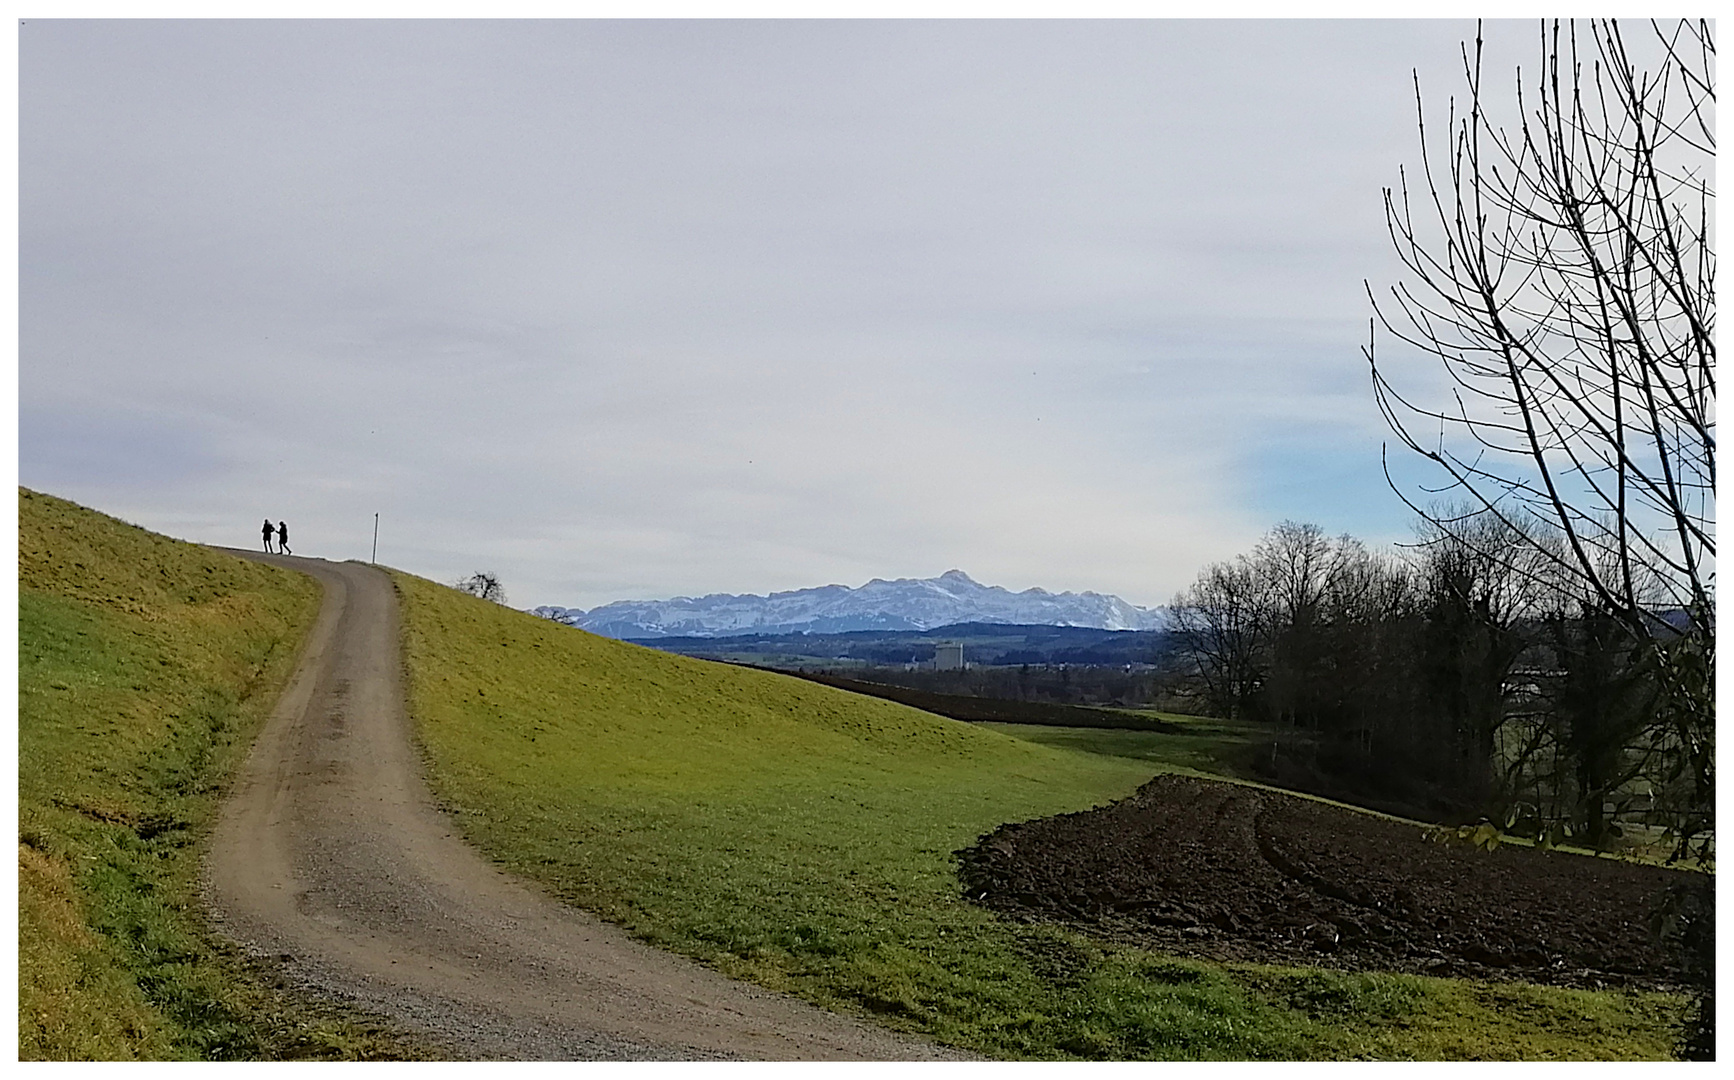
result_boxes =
[976,714,1270,777]
[392,571,1689,1060]
[18,489,434,1060]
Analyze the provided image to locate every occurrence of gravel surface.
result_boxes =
[204,553,957,1061]
[958,772,1697,991]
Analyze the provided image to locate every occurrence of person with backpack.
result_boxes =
[277,521,291,555]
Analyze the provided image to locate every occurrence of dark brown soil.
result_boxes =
[957,774,1701,991]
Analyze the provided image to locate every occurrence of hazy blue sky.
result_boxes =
[20,18,1526,610]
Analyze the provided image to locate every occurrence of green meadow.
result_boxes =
[17,489,429,1060]
[976,713,1271,778]
[393,570,1690,1060]
[12,487,1690,1059]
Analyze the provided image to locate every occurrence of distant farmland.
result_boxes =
[628,622,1176,669]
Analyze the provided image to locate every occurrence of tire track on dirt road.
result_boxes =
[204,553,957,1060]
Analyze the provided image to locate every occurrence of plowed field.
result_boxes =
[957,774,1698,991]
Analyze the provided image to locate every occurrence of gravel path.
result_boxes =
[204,553,956,1060]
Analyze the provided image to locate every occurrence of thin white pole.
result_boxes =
[372,513,379,564]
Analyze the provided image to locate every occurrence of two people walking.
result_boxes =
[261,518,291,555]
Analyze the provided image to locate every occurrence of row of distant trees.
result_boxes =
[1169,515,1703,853]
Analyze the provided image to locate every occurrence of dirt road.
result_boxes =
[205,554,955,1060]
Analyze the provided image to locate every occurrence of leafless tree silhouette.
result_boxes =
[456,572,507,605]
[1366,19,1713,863]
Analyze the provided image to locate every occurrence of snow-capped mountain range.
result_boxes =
[533,569,1165,639]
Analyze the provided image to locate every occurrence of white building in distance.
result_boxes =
[934,643,966,671]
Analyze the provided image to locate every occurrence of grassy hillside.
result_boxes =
[17,489,426,1060]
[393,571,1688,1060]
[977,715,1271,777]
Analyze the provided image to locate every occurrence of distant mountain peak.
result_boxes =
[542,570,1164,639]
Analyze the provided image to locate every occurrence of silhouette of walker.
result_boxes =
[262,518,276,553]
[277,521,291,555]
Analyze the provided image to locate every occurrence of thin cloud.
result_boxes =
[21,18,1494,610]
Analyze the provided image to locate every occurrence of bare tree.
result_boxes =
[1242,522,1332,629]
[1169,558,1268,720]
[1408,511,1554,794]
[456,571,507,605]
[1366,19,1713,861]
[1251,522,1351,731]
